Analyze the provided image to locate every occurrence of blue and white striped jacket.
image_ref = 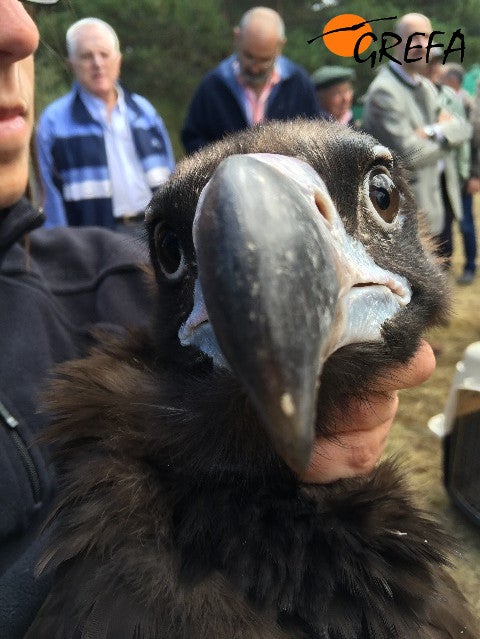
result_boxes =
[36,83,175,228]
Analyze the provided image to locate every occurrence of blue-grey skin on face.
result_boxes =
[178,152,411,473]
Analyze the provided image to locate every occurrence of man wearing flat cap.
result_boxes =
[311,65,357,126]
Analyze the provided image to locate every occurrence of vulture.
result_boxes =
[26,119,478,638]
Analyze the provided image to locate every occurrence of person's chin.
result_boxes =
[89,81,114,99]
[0,113,29,150]
[242,72,269,87]
[0,156,29,209]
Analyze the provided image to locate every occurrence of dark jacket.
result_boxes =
[0,198,152,638]
[181,55,319,154]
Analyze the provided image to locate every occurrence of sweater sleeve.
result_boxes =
[30,226,154,332]
[363,84,471,170]
[0,531,52,639]
[35,113,68,228]
[153,113,176,174]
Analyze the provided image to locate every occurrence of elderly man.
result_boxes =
[311,65,357,126]
[362,13,471,266]
[36,18,175,230]
[181,6,319,154]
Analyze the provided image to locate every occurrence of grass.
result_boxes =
[385,196,480,623]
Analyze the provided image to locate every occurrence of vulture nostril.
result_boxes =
[314,191,333,225]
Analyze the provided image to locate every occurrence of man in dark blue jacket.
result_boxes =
[181,7,319,154]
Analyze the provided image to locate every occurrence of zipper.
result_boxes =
[0,399,43,505]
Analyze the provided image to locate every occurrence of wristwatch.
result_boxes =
[424,125,436,139]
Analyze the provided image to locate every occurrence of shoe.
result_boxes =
[457,270,475,285]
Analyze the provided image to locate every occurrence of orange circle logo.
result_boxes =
[322,14,372,58]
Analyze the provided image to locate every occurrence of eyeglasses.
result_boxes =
[20,0,60,5]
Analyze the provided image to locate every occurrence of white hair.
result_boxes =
[66,17,120,59]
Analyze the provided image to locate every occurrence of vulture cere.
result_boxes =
[27,120,478,638]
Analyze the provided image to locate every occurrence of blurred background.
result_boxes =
[32,0,480,159]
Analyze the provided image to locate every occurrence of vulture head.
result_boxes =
[30,120,477,639]
[145,119,446,475]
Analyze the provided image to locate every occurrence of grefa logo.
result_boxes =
[308,14,465,67]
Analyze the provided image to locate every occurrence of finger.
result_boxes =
[300,340,435,484]
[376,339,436,392]
[301,393,399,483]
[301,415,394,483]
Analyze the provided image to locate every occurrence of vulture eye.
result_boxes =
[368,168,400,224]
[153,223,186,280]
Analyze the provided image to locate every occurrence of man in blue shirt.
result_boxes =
[36,17,175,230]
[181,7,319,154]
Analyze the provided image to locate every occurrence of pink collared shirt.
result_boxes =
[235,62,281,125]
[338,109,353,125]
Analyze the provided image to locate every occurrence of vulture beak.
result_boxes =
[180,154,412,474]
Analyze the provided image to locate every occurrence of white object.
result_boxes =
[428,341,480,437]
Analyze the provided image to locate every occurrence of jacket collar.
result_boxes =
[386,62,421,87]
[71,82,142,124]
[0,198,45,263]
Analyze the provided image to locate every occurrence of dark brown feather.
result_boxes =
[26,330,477,638]
[27,120,478,638]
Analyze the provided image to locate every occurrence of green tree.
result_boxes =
[33,0,480,160]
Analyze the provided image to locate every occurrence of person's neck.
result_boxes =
[249,82,267,97]
[389,61,420,86]
[86,86,118,119]
[402,63,421,80]
[103,90,118,119]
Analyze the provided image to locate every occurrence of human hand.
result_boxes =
[415,127,430,139]
[301,340,436,484]
[466,177,480,195]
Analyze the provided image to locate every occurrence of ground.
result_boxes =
[386,196,480,623]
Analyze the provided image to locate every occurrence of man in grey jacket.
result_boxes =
[362,13,471,265]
